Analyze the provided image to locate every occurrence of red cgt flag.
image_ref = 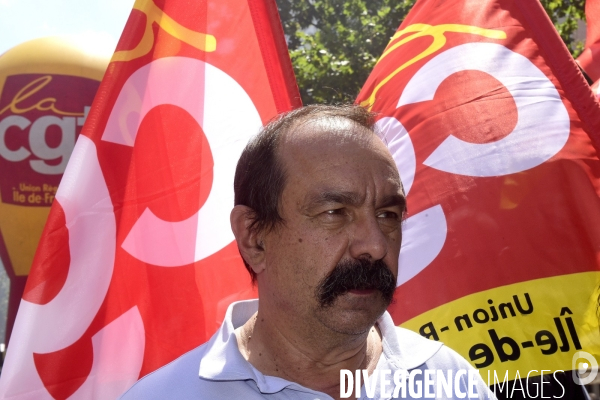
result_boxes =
[358,0,600,381]
[0,0,300,398]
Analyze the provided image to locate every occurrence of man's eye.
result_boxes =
[377,211,399,220]
[325,209,344,216]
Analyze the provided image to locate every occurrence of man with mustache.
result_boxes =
[121,105,494,399]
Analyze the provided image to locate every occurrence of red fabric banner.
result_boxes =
[0,0,300,398]
[357,0,600,378]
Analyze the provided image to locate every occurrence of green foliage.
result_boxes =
[277,0,415,104]
[277,0,586,105]
[539,0,586,57]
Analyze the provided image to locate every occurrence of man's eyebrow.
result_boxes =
[379,193,407,212]
[304,191,406,211]
[305,190,363,208]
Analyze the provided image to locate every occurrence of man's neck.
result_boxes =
[234,306,383,400]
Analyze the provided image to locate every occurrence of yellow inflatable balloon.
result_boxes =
[0,37,110,342]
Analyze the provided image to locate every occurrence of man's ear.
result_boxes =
[230,205,266,275]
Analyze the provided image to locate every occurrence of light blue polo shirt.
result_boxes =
[120,300,495,399]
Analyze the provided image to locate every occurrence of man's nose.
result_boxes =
[348,215,388,261]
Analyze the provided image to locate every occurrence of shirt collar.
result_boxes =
[377,309,442,371]
[198,299,443,393]
[198,300,298,394]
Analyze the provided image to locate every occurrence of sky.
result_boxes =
[0,0,136,56]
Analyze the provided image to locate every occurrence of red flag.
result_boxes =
[0,0,300,398]
[577,0,600,81]
[358,0,600,381]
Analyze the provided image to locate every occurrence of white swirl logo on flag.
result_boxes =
[379,43,569,286]
[101,57,262,266]
[0,136,145,399]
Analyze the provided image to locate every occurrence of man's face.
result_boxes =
[259,117,405,336]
